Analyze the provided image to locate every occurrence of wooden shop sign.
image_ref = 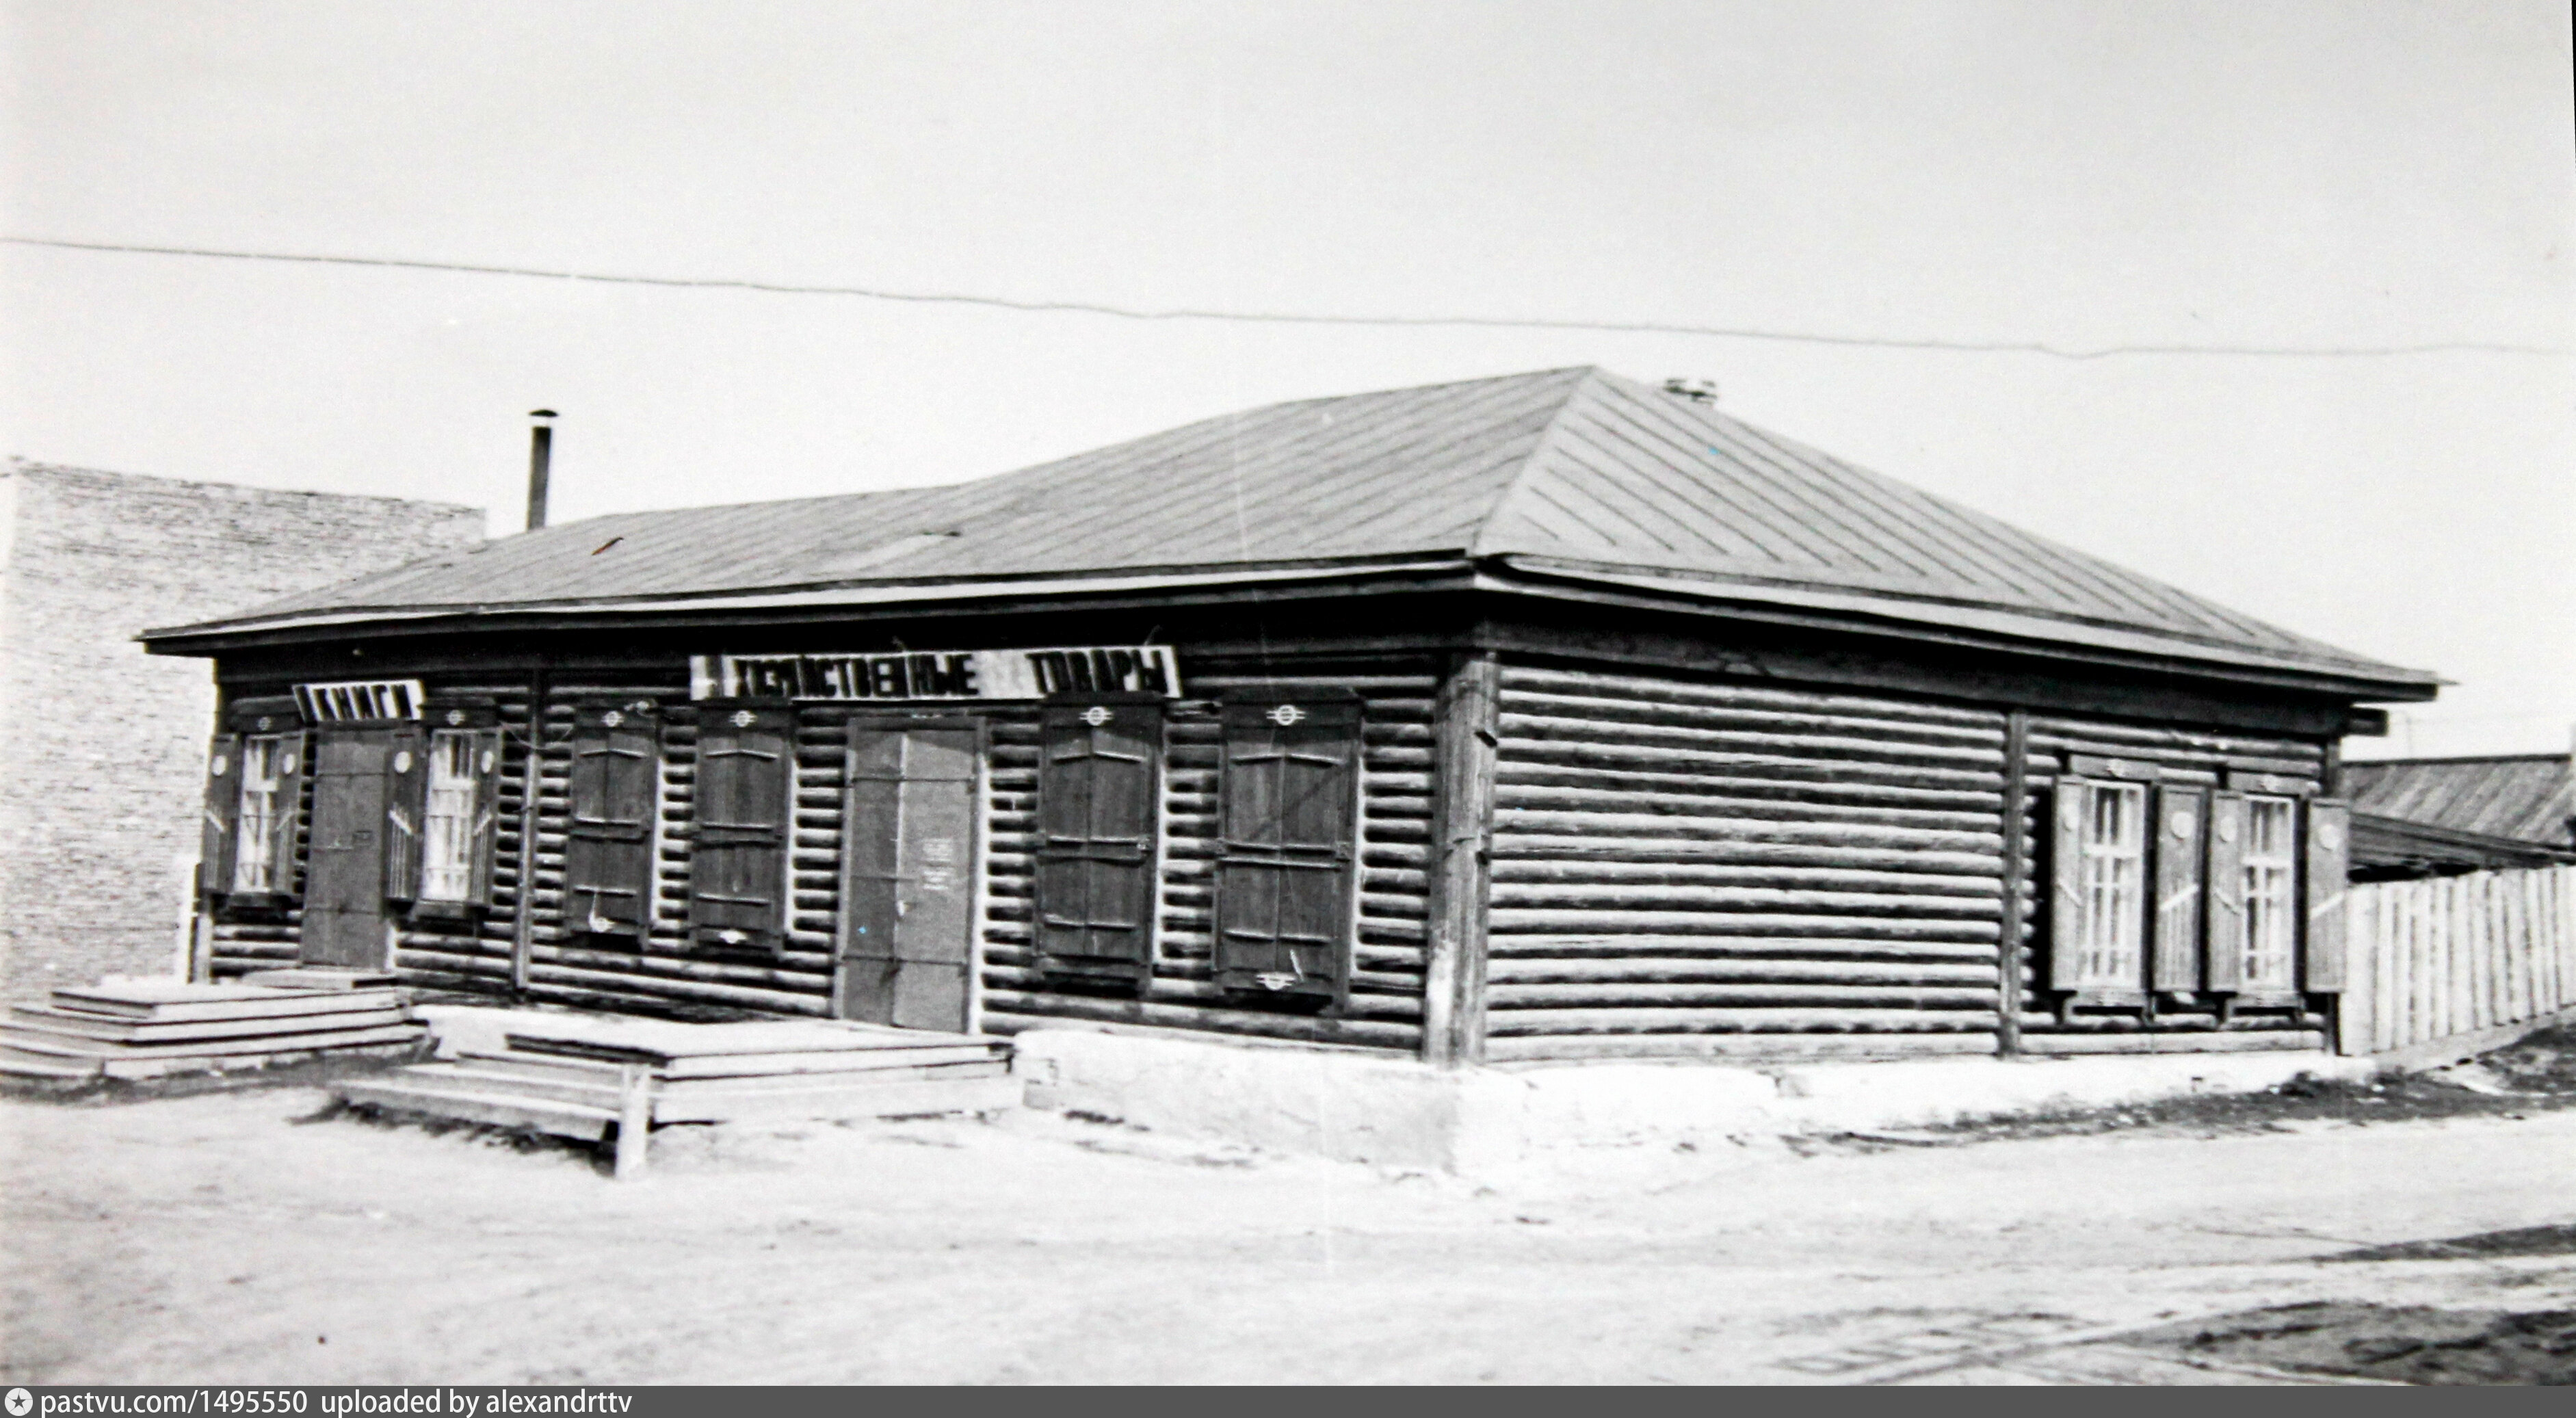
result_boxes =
[692,646,1181,702]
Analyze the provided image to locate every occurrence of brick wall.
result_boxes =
[0,462,486,999]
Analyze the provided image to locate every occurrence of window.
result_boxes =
[2049,778,2146,993]
[420,731,482,902]
[232,734,299,894]
[1212,698,1361,1003]
[2241,796,2298,989]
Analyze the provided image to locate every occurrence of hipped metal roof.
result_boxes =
[145,367,2436,696]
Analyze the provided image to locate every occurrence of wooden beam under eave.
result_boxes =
[1421,650,1501,1067]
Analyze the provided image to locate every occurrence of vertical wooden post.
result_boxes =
[187,863,215,984]
[612,1064,652,1181]
[510,668,550,998]
[1421,651,1499,1068]
[1993,709,2032,1058]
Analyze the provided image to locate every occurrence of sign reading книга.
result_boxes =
[692,646,1181,701]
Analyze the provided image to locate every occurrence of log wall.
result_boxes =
[1483,661,2011,1060]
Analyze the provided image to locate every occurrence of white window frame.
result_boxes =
[2074,780,2147,990]
[419,728,480,903]
[231,733,295,894]
[2240,794,2300,992]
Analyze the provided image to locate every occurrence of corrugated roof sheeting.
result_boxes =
[2344,755,2576,845]
[150,367,2432,687]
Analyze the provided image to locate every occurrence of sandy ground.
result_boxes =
[4,1079,2574,1386]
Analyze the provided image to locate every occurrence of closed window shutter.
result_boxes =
[2045,780,2092,991]
[1034,700,1162,976]
[201,733,242,895]
[2302,799,2352,993]
[1213,700,1360,1001]
[383,723,427,902]
[565,705,659,937]
[688,703,794,949]
[2151,785,2207,993]
[2203,791,2249,993]
[466,728,504,908]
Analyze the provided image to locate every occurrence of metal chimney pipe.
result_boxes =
[525,410,557,531]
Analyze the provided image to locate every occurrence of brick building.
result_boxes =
[0,462,484,998]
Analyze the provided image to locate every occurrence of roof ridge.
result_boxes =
[1464,368,1605,558]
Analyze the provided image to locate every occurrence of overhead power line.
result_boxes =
[8,234,2571,362]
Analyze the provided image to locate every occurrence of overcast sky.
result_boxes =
[4,0,2569,757]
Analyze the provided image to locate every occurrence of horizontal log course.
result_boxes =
[1488,933,1999,963]
[981,964,1421,1016]
[525,949,830,1002]
[1490,909,2000,941]
[980,990,1419,1049]
[1359,892,1428,919]
[1499,664,2001,725]
[1488,884,2001,916]
[1481,1006,2001,1036]
[1499,804,1999,837]
[2023,1031,2328,1055]
[1499,685,2004,750]
[1484,1032,2001,1062]
[395,946,513,979]
[1486,956,2001,988]
[1499,711,2005,774]
[1489,861,2002,893]
[1486,982,1999,1010]
[1498,745,2003,800]
[1490,843,2002,880]
[2027,715,2324,757]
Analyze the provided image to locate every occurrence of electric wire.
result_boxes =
[8,235,2569,362]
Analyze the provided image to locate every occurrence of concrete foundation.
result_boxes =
[1010,1027,2376,1174]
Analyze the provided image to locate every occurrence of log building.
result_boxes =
[142,368,2439,1062]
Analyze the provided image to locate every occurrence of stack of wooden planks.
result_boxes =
[336,1012,1018,1177]
[1,976,424,1083]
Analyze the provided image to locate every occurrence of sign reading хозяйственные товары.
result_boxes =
[691,646,1180,702]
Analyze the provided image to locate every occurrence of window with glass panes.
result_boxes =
[231,735,296,893]
[2240,796,2298,988]
[419,730,480,902]
[2075,781,2146,986]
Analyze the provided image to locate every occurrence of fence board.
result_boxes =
[2343,866,2576,1055]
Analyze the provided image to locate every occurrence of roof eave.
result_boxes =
[1483,557,2442,703]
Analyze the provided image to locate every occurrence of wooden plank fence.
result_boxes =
[2340,865,2576,1058]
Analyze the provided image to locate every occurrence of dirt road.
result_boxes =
[4,1085,2573,1384]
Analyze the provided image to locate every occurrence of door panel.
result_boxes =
[304,728,393,968]
[839,721,980,1031]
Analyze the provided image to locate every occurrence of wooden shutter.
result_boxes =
[1213,698,1361,1002]
[2045,780,2091,992]
[1033,699,1164,980]
[2303,799,2352,993]
[2204,790,2249,993]
[382,723,428,902]
[466,728,504,908]
[274,731,310,899]
[2151,784,2207,994]
[688,702,795,951]
[564,703,660,938]
[200,733,242,897]
[839,720,981,1029]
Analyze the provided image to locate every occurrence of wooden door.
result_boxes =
[839,720,981,1031]
[304,726,395,967]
